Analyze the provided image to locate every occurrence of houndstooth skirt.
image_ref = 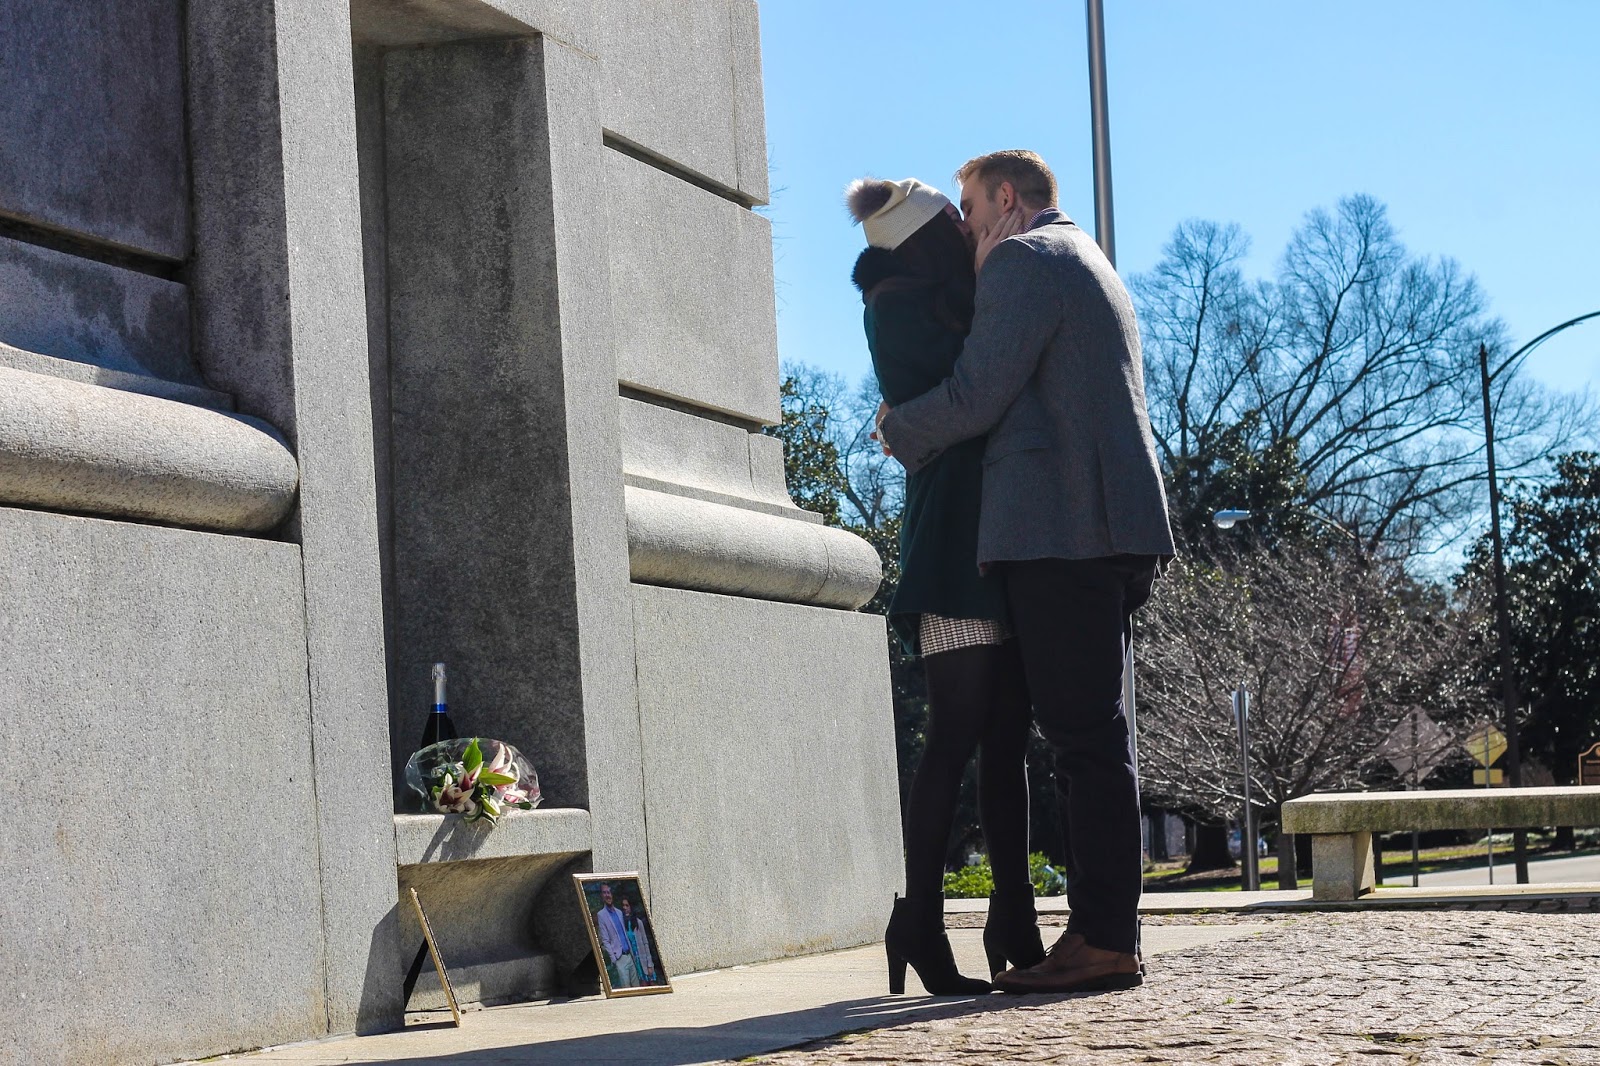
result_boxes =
[918,612,1011,657]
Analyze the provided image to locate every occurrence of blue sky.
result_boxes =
[758,1,1600,398]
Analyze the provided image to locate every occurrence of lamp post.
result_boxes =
[1231,684,1258,891]
[1212,509,1259,890]
[1478,310,1599,885]
[1214,506,1366,890]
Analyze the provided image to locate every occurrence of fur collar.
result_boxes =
[852,246,927,302]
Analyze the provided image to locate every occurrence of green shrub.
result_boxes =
[942,853,1067,898]
[942,860,994,899]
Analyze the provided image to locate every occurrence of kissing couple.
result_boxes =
[848,150,1174,995]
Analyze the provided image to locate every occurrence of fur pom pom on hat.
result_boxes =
[844,177,952,250]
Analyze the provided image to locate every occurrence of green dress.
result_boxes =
[862,275,1008,655]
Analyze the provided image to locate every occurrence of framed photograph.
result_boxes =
[573,873,673,997]
[407,887,463,1026]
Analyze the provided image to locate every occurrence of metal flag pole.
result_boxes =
[1085,0,1137,783]
[1086,0,1117,265]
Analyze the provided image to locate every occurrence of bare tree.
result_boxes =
[778,363,903,535]
[1134,196,1590,557]
[1136,544,1491,835]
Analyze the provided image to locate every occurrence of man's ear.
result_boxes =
[996,181,1016,213]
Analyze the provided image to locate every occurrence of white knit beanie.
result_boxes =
[844,178,953,250]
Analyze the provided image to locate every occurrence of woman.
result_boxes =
[847,177,1044,994]
[620,898,658,985]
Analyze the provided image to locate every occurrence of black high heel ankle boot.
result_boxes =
[982,886,1045,978]
[884,895,991,996]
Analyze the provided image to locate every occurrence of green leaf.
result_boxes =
[462,737,484,774]
[477,771,516,786]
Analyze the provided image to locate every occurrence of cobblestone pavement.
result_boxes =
[742,911,1600,1065]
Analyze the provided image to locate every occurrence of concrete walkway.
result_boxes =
[192,890,1600,1066]
[189,923,1265,1066]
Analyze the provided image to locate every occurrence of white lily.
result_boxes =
[486,742,517,782]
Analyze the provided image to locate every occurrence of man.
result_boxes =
[594,884,639,988]
[876,150,1174,994]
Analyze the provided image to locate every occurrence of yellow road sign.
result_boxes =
[1464,722,1507,767]
[1473,768,1505,786]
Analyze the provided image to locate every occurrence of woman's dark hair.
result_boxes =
[891,209,976,334]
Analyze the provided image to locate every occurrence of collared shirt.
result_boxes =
[1025,207,1057,232]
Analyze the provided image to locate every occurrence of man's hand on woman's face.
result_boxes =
[975,208,1028,272]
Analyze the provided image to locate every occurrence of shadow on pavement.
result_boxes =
[370,988,1116,1065]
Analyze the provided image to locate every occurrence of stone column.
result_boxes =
[187,0,405,1034]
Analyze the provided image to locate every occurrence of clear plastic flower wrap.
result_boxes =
[404,737,541,824]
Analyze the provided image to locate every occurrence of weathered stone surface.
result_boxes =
[0,340,232,409]
[404,950,559,1013]
[0,365,298,532]
[351,0,596,52]
[606,148,781,423]
[352,0,553,48]
[0,237,195,383]
[730,0,770,204]
[399,848,587,1009]
[539,36,652,880]
[383,35,585,810]
[597,0,741,194]
[395,813,589,1011]
[0,0,189,257]
[631,584,902,974]
[379,36,646,895]
[626,485,881,609]
[0,508,322,1066]
[1310,831,1376,901]
[619,395,802,516]
[188,0,405,1036]
[1283,786,1600,834]
[393,809,593,866]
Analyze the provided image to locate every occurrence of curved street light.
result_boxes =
[1494,310,1600,379]
[1210,507,1260,889]
[1479,308,1600,885]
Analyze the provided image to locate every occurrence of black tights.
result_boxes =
[902,638,1033,900]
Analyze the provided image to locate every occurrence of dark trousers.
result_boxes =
[1002,555,1157,955]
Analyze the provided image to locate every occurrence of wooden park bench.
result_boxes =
[1281,786,1600,901]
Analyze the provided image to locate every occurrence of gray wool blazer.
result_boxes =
[880,209,1175,566]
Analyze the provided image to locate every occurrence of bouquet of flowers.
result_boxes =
[404,738,541,824]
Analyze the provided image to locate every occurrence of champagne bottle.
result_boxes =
[419,662,458,750]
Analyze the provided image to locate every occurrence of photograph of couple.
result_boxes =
[577,875,670,996]
[849,150,1174,996]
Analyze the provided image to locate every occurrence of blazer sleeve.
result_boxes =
[879,240,1061,475]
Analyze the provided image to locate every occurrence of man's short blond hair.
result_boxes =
[956,150,1058,209]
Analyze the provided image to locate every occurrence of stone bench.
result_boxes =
[1281,786,1600,901]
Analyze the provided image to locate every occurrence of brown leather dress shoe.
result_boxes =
[993,931,1143,994]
